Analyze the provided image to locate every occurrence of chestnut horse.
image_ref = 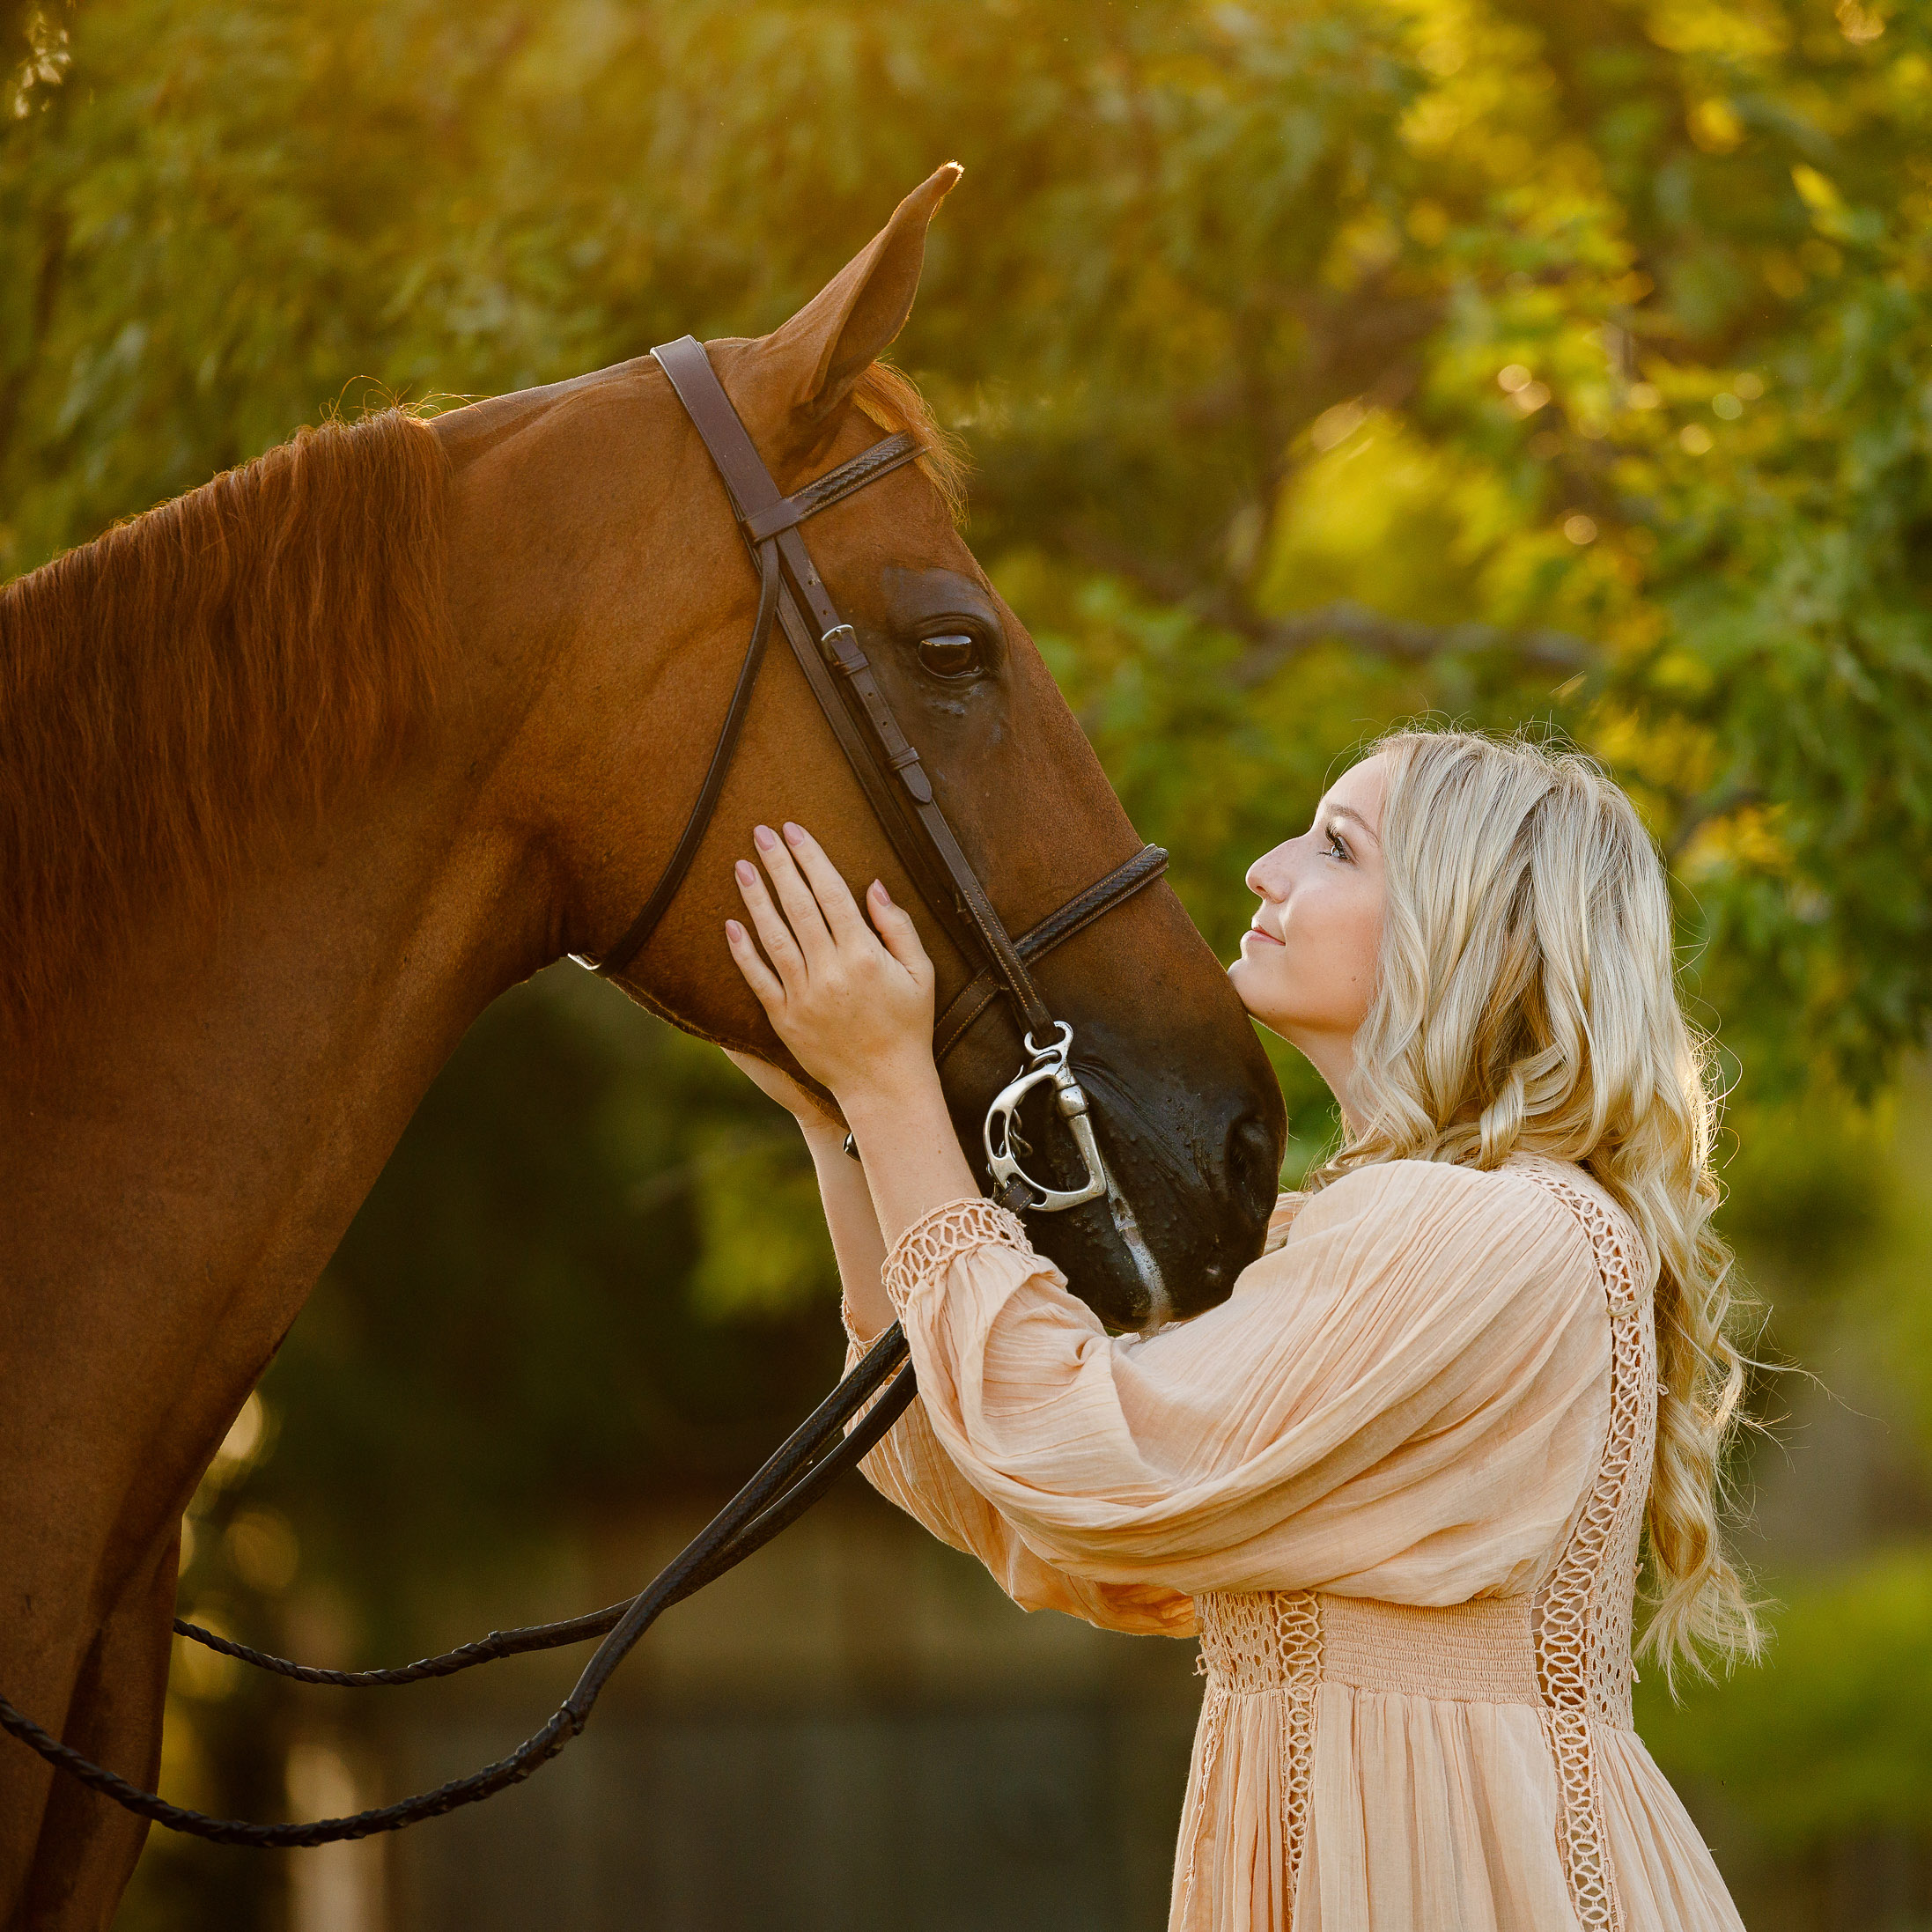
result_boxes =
[0,166,1284,1927]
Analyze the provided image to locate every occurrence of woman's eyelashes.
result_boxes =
[1323,822,1351,862]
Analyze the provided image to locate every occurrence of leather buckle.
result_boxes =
[820,623,863,675]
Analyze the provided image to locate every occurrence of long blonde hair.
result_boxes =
[1321,726,1759,1679]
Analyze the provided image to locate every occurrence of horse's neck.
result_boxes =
[0,754,540,1574]
[0,379,708,1617]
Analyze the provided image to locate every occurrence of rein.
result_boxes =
[2,1328,917,1845]
[1,338,1169,1846]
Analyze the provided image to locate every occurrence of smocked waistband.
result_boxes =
[1195,1590,1542,1707]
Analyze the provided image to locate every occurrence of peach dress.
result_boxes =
[846,1154,1744,1931]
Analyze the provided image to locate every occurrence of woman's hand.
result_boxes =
[724,822,939,1118]
[726,821,977,1247]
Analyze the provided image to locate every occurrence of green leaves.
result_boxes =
[1638,1548,1932,1847]
[7,0,1928,1093]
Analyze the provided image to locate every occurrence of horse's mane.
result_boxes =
[855,362,970,525]
[0,366,954,1059]
[0,409,452,1056]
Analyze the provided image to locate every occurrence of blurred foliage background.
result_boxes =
[5,0,1932,1924]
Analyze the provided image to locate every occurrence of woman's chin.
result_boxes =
[1227,949,1281,1024]
[1230,958,1324,1051]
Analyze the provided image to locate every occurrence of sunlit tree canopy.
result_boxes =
[7,0,1931,1106]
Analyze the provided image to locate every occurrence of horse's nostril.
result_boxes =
[1225,1113,1281,1217]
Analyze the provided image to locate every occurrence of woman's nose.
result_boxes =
[1245,840,1294,901]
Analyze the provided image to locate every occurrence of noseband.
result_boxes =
[579,336,1169,1221]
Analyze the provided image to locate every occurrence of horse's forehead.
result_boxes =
[844,512,987,598]
[436,354,982,597]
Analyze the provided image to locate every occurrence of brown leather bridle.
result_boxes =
[0,337,1177,1849]
[584,336,1170,1225]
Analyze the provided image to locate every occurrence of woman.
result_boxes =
[722,728,1755,1932]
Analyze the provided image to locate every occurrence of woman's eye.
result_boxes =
[917,631,982,679]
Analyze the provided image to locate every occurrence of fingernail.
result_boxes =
[783,821,805,845]
[735,859,756,884]
[871,880,890,903]
[754,825,777,851]
[725,919,744,942]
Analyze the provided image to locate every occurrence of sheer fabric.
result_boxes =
[846,1156,1744,1931]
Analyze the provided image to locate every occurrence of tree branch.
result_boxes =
[1224,601,1596,687]
[1058,525,1599,684]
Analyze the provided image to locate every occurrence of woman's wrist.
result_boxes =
[839,1066,980,1249]
[798,1115,850,1157]
[836,1058,948,1143]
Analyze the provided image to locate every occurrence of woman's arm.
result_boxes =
[722,1051,894,1339]
[716,827,1604,1614]
[806,1128,895,1339]
[886,1162,1610,1601]
[721,1051,1187,1632]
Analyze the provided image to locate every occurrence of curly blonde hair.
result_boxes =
[1318,726,1760,1680]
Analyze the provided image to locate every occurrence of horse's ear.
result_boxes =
[741,163,961,452]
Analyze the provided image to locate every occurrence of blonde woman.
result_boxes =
[723,728,1754,1931]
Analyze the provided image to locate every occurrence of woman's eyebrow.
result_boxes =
[1327,803,1382,846]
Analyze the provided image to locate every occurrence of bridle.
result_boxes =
[0,338,1178,1849]
[581,337,1169,1231]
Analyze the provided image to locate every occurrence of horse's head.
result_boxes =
[439,166,1285,1330]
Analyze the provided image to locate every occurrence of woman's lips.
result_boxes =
[1242,925,1285,948]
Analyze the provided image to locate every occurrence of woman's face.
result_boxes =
[1228,754,1389,1099]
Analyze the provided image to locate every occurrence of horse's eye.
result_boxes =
[917,631,982,679]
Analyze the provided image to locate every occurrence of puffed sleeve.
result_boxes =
[852,1160,1611,1624]
[846,1328,1197,1634]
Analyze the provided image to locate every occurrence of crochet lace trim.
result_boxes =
[879,1195,1034,1318]
[1181,1160,1655,1932]
[1182,1589,1323,1921]
[1517,1158,1655,1932]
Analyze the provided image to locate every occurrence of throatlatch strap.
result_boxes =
[584,383,915,978]
[590,538,783,980]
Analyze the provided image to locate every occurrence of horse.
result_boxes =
[0,165,1285,1928]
